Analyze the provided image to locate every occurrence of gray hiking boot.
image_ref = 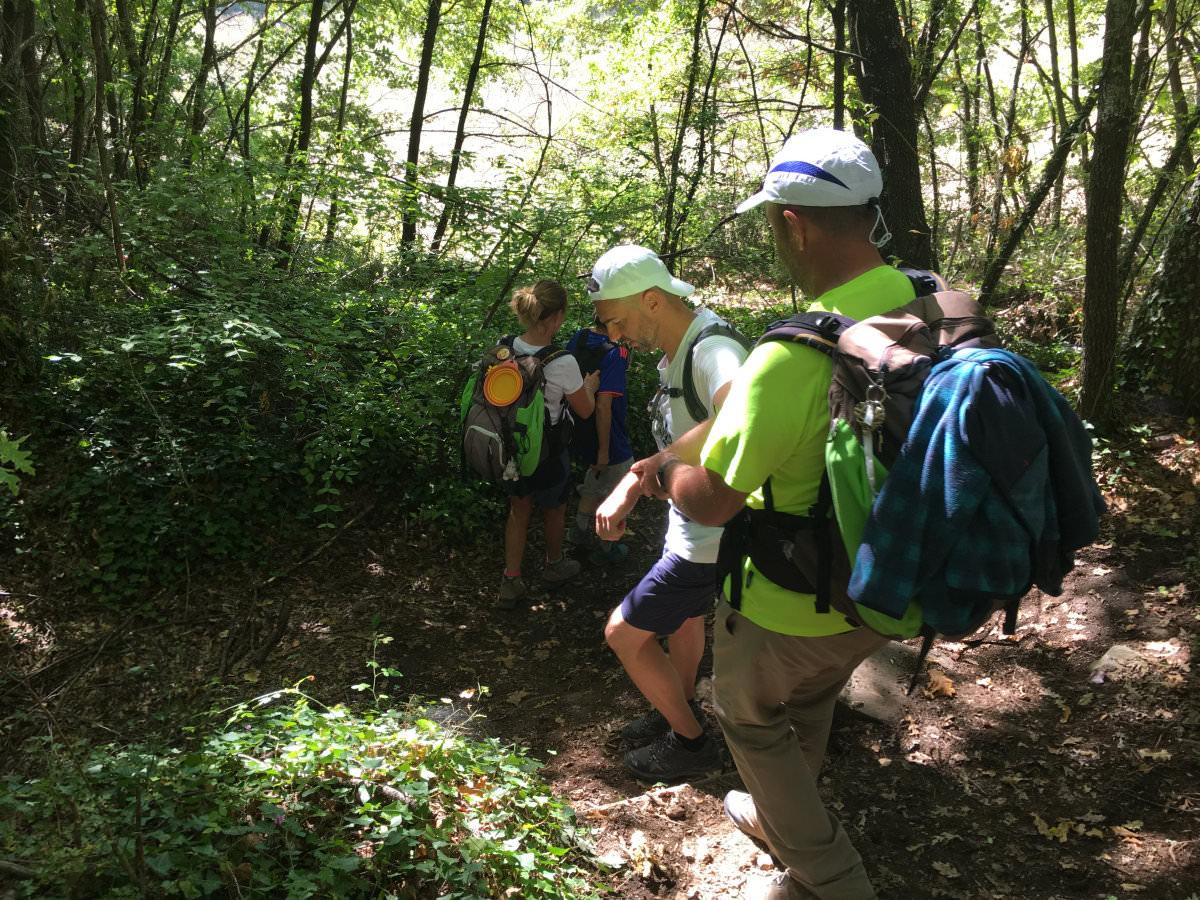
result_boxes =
[619,698,705,744]
[623,730,721,782]
[724,790,770,851]
[566,523,594,547]
[496,575,527,611]
[541,555,581,585]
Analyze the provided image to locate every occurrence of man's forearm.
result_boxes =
[657,456,747,527]
[665,417,714,465]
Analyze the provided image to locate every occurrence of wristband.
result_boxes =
[656,456,681,494]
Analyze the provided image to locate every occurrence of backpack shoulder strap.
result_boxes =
[535,343,568,365]
[499,334,516,349]
[898,267,948,296]
[681,322,752,423]
[757,311,855,358]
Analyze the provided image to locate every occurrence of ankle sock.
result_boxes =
[576,512,591,531]
[503,570,521,579]
[674,731,708,752]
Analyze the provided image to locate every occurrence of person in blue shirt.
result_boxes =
[567,319,634,564]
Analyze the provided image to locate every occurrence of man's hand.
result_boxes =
[595,471,641,540]
[630,451,672,500]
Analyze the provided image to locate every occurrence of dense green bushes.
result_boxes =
[0,686,599,898]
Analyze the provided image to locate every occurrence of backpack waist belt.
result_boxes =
[716,507,827,610]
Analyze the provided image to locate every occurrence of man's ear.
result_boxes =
[642,288,661,312]
[781,207,808,254]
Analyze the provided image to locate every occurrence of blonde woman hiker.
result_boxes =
[498,280,599,609]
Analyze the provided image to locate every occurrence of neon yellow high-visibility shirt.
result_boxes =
[701,265,917,636]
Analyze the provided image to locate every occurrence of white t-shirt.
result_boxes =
[651,308,747,564]
[512,335,583,425]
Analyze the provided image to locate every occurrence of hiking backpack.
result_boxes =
[718,269,1095,686]
[459,337,569,482]
[569,328,617,380]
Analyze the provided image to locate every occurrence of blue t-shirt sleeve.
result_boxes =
[598,344,628,395]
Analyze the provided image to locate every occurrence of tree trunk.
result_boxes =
[148,0,183,130]
[185,0,217,166]
[1128,174,1200,414]
[1080,0,1139,425]
[848,0,935,269]
[660,0,707,267]
[275,0,326,264]
[430,0,492,254]
[1043,0,1068,227]
[0,0,29,219]
[831,0,846,130]
[1162,0,1194,172]
[324,7,356,246]
[88,0,126,270]
[399,0,442,252]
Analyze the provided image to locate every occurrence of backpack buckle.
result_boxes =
[812,314,841,336]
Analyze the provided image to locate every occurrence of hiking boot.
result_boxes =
[619,698,705,744]
[623,730,721,782]
[496,575,527,611]
[566,523,594,547]
[589,541,630,566]
[743,872,819,900]
[541,555,581,585]
[724,790,771,853]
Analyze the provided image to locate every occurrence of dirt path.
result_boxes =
[3,424,1198,898]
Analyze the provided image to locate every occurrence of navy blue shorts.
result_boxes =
[619,552,718,635]
[505,448,571,508]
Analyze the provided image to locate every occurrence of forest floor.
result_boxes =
[2,415,1199,899]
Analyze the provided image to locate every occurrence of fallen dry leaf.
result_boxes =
[1032,813,1072,843]
[932,861,961,878]
[925,669,956,698]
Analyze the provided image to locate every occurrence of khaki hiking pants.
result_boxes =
[713,599,889,900]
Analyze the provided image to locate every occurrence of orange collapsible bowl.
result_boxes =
[483,360,522,407]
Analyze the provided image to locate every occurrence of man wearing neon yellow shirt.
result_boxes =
[630,129,908,899]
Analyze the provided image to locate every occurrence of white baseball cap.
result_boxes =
[587,245,695,301]
[735,128,883,213]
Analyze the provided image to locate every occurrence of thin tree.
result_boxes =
[185,0,218,166]
[275,0,327,263]
[430,0,493,254]
[400,0,443,252]
[1080,0,1141,424]
[88,0,126,270]
[660,0,708,268]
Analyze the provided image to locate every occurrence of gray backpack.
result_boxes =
[459,337,568,482]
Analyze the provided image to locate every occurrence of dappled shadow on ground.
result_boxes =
[2,418,1198,898]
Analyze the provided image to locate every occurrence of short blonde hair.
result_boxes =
[510,280,568,329]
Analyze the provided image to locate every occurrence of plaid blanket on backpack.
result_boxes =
[847,348,1105,637]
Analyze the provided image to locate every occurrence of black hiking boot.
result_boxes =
[619,698,705,744]
[623,730,721,782]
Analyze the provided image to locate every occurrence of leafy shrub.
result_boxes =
[0,687,599,898]
[0,429,35,495]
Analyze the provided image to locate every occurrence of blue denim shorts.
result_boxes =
[620,552,718,635]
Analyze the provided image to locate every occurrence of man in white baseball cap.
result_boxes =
[587,244,748,782]
[623,129,914,899]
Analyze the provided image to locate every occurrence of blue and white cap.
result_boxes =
[735,128,883,213]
